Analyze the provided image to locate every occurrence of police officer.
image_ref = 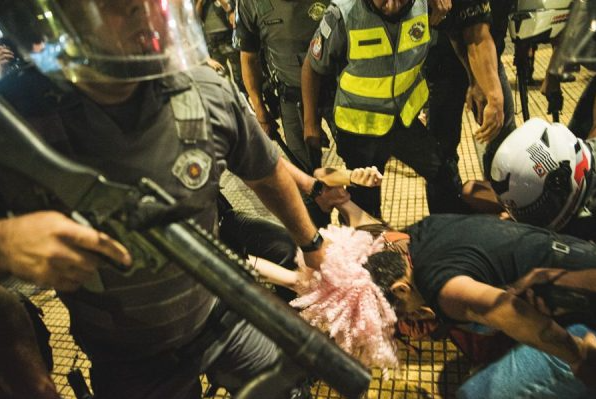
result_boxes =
[426,0,516,181]
[195,0,244,90]
[302,0,465,218]
[236,0,331,173]
[0,1,327,398]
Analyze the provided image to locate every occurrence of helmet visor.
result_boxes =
[0,0,209,82]
[550,0,596,76]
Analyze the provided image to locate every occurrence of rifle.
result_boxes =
[0,98,371,399]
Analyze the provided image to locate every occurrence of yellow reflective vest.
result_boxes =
[334,0,430,136]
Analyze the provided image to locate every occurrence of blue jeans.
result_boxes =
[457,324,595,399]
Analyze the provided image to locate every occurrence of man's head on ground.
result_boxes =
[364,250,425,317]
[0,0,209,85]
[489,118,592,231]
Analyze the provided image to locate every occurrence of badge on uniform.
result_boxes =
[409,22,426,42]
[310,33,323,60]
[171,148,212,190]
[308,2,326,21]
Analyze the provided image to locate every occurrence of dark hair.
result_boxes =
[363,251,407,300]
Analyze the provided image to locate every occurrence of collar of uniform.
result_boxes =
[159,73,194,98]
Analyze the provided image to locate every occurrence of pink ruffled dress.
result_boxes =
[290,225,400,374]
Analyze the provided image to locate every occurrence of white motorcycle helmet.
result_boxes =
[0,0,209,82]
[490,118,593,230]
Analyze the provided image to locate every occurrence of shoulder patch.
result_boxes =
[310,33,324,60]
[172,148,212,190]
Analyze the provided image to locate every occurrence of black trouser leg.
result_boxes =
[427,34,469,162]
[335,129,391,218]
[483,60,517,178]
[569,76,596,140]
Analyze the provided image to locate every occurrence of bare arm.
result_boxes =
[450,24,504,143]
[240,51,274,135]
[244,159,326,269]
[438,276,589,367]
[248,255,299,289]
[301,58,324,146]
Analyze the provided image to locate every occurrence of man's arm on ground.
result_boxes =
[438,276,588,366]
[244,159,326,269]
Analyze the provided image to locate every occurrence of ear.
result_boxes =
[390,280,411,298]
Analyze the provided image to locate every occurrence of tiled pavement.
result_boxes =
[3,41,594,398]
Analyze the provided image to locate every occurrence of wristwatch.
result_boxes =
[300,231,324,253]
[308,180,324,200]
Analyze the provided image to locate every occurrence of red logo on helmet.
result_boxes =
[574,149,589,186]
[533,163,546,177]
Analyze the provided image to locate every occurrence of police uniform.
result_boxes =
[0,66,298,399]
[200,0,243,89]
[307,0,464,217]
[236,0,330,172]
[426,0,516,179]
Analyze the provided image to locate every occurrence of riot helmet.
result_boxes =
[0,0,209,82]
[490,118,592,231]
[549,0,596,76]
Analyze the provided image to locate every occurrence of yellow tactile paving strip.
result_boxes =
[2,42,594,399]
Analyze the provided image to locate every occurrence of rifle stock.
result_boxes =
[0,98,371,399]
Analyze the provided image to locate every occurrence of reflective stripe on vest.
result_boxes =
[335,105,394,135]
[400,79,428,128]
[334,0,430,135]
[348,27,393,59]
[339,61,424,99]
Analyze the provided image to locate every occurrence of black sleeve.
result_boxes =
[236,0,261,52]
[448,0,492,30]
[413,257,477,324]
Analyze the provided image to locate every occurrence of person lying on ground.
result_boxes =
[249,200,596,396]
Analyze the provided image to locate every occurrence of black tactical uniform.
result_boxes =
[199,0,244,90]
[426,0,516,178]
